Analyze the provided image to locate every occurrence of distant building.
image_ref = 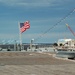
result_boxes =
[58,39,75,47]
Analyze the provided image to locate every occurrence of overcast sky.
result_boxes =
[0,0,75,44]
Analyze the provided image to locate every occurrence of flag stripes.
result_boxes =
[20,21,30,33]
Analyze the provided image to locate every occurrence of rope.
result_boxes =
[34,8,75,42]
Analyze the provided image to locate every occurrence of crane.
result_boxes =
[66,24,75,36]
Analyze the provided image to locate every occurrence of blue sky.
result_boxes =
[0,0,75,44]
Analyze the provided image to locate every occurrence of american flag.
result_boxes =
[20,21,30,33]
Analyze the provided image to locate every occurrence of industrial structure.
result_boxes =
[58,39,75,47]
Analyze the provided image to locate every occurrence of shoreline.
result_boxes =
[0,52,74,65]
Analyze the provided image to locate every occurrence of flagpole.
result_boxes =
[18,22,22,51]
